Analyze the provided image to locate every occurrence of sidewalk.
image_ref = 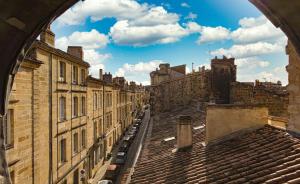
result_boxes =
[90,139,123,184]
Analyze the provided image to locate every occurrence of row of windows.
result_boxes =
[105,112,113,130]
[93,118,103,141]
[59,96,86,121]
[59,129,86,164]
[91,144,104,169]
[93,91,103,110]
[59,61,86,85]
[105,93,112,107]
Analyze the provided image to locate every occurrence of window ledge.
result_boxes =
[72,151,80,158]
[58,161,68,169]
[5,144,14,150]
[59,119,68,123]
[57,81,67,84]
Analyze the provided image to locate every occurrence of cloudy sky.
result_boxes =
[52,0,288,85]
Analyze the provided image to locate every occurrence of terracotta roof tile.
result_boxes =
[130,107,300,184]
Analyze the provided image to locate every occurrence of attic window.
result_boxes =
[163,137,175,142]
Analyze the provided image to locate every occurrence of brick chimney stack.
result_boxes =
[177,115,193,150]
[67,46,84,60]
[99,69,103,80]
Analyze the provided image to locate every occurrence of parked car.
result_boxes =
[103,164,121,182]
[114,152,127,165]
[98,180,113,184]
[116,151,127,160]
[133,124,140,130]
[128,129,137,138]
[119,142,130,153]
[123,135,133,144]
[135,119,142,124]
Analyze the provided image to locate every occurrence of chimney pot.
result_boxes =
[177,115,193,151]
[99,69,103,80]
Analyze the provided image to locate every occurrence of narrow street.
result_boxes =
[115,109,151,184]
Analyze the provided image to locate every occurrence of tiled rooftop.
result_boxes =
[131,107,300,184]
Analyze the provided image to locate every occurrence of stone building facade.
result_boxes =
[150,56,288,117]
[230,81,289,117]
[150,56,236,114]
[1,26,147,184]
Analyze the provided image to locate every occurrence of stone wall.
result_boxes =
[150,69,211,114]
[206,104,268,144]
[287,41,300,133]
[230,82,289,117]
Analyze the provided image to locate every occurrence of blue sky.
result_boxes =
[52,0,288,85]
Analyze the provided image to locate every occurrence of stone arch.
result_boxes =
[0,0,300,183]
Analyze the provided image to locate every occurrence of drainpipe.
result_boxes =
[48,53,53,184]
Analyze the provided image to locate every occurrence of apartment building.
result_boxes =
[2,26,147,184]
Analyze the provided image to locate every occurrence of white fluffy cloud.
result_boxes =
[197,26,230,44]
[56,29,111,78]
[181,2,190,8]
[238,68,287,85]
[110,21,188,46]
[115,60,163,84]
[184,12,197,20]
[210,41,284,58]
[57,0,188,46]
[56,0,148,26]
[56,29,109,51]
[231,16,285,44]
[185,22,230,44]
[235,57,270,69]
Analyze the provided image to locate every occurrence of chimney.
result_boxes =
[177,115,192,150]
[40,24,55,47]
[67,46,84,60]
[103,72,112,83]
[99,69,103,80]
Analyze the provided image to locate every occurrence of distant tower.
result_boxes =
[210,56,237,104]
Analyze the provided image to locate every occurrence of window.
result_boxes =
[59,97,66,121]
[72,66,78,84]
[98,119,102,136]
[73,169,79,184]
[91,151,95,169]
[93,121,97,141]
[81,129,86,149]
[10,171,15,184]
[73,133,79,154]
[94,150,98,166]
[80,69,85,85]
[60,138,67,163]
[94,93,98,110]
[100,144,104,159]
[109,137,112,147]
[73,97,78,118]
[98,146,101,162]
[81,96,86,116]
[100,92,103,108]
[59,61,66,82]
[4,109,14,147]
